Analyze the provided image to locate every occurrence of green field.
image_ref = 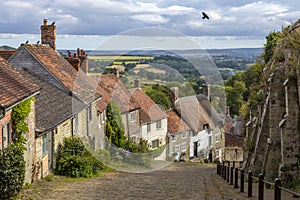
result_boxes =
[88,55,154,61]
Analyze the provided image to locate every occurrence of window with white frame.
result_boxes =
[181,143,186,152]
[147,123,151,132]
[42,134,47,155]
[171,135,177,142]
[73,114,78,134]
[182,132,187,139]
[175,145,180,153]
[171,146,175,154]
[87,105,92,122]
[156,120,161,129]
[131,135,136,143]
[130,111,136,122]
[215,149,220,157]
[1,122,10,149]
[101,111,105,124]
[2,122,11,148]
[152,139,159,148]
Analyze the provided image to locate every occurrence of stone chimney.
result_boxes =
[65,48,88,74]
[224,106,230,116]
[112,68,120,77]
[134,79,140,88]
[170,87,179,103]
[78,49,88,74]
[202,83,210,101]
[41,19,56,50]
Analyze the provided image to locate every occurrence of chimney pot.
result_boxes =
[74,53,78,58]
[134,79,140,88]
[170,87,179,103]
[68,51,72,58]
[80,49,84,56]
[43,19,48,25]
[77,48,80,56]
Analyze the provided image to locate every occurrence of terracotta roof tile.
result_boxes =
[167,110,190,134]
[22,44,100,104]
[0,57,40,108]
[0,50,16,60]
[129,88,167,124]
[96,75,139,113]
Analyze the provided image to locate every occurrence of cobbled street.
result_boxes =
[18,162,292,200]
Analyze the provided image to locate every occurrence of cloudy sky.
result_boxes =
[0,0,299,49]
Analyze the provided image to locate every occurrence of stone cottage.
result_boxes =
[129,86,167,150]
[7,19,104,179]
[0,57,40,183]
[174,94,223,160]
[166,110,191,161]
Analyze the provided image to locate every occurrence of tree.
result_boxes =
[225,80,246,116]
[106,102,125,148]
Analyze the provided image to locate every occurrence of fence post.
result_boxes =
[227,163,230,182]
[230,167,234,185]
[258,174,264,200]
[274,178,281,200]
[233,161,235,169]
[248,171,253,197]
[240,169,244,193]
[217,163,220,175]
[234,168,238,189]
[224,166,227,180]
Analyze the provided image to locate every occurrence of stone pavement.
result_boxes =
[18,162,299,200]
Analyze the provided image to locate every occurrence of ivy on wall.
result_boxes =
[0,97,33,199]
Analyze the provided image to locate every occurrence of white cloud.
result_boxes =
[131,14,169,24]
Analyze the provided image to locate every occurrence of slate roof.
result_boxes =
[0,57,40,108]
[96,75,139,113]
[20,69,85,133]
[174,94,224,133]
[19,44,100,105]
[129,88,167,124]
[0,50,16,60]
[225,133,244,147]
[166,110,190,135]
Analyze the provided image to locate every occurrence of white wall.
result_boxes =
[140,118,167,149]
[189,129,212,158]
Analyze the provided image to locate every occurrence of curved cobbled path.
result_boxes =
[18,162,294,200]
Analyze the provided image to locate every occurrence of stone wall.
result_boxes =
[244,25,300,183]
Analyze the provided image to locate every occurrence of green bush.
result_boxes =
[0,143,25,200]
[55,137,104,178]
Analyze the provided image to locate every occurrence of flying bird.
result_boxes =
[202,12,209,19]
[51,21,55,26]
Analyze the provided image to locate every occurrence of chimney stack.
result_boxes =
[134,79,140,88]
[224,106,230,116]
[202,83,210,101]
[41,19,56,50]
[170,87,179,103]
[68,51,72,58]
